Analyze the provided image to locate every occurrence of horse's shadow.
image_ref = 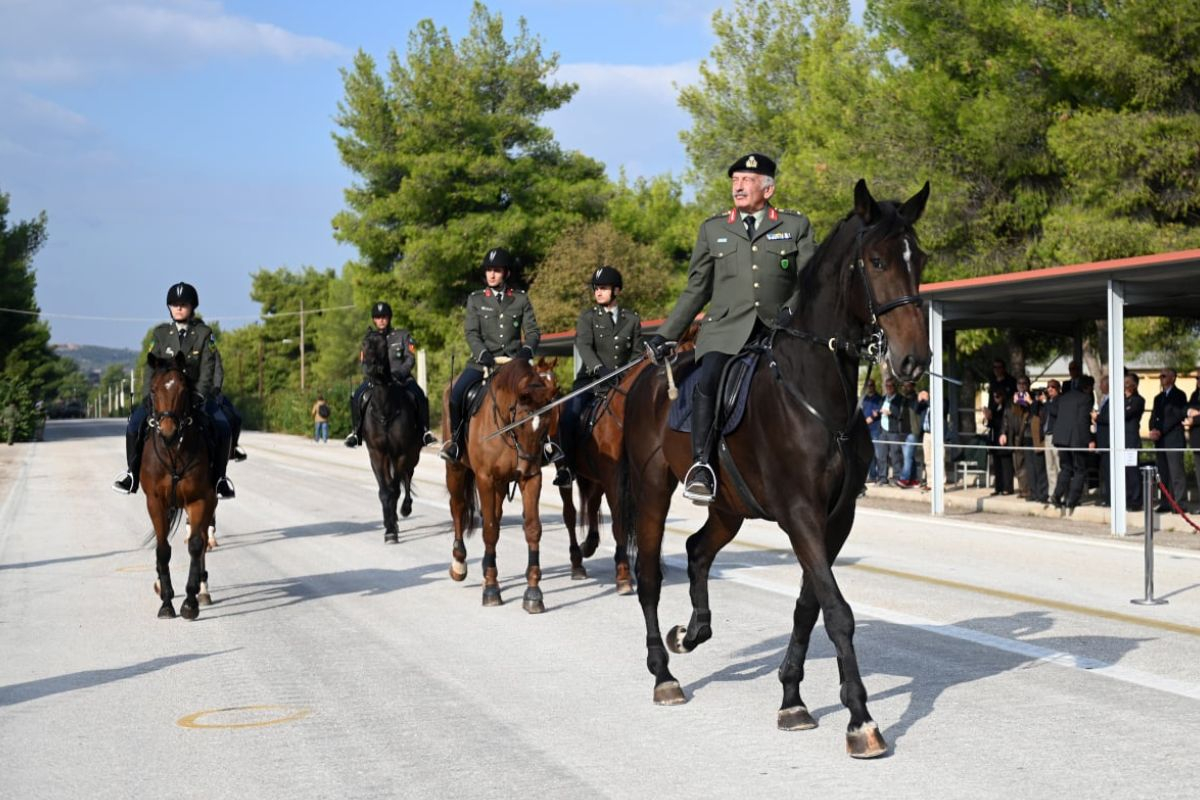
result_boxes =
[0,549,139,572]
[199,564,442,620]
[684,609,1150,752]
[198,520,447,551]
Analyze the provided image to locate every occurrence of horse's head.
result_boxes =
[362,333,391,385]
[146,351,194,444]
[491,359,558,475]
[848,179,931,382]
[533,357,562,436]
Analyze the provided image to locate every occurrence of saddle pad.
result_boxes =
[667,350,760,435]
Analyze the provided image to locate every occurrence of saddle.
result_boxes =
[668,347,764,435]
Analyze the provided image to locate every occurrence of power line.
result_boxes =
[0,304,358,323]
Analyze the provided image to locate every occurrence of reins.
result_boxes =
[147,370,206,510]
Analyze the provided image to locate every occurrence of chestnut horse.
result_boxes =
[142,352,217,620]
[360,333,422,543]
[442,357,560,611]
[619,180,931,758]
[559,325,698,592]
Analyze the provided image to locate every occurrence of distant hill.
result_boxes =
[54,343,139,378]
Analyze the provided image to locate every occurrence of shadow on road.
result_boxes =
[199,564,442,619]
[676,609,1149,754]
[0,549,139,572]
[0,649,238,707]
[41,420,123,442]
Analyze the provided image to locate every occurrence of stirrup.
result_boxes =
[439,441,461,463]
[681,462,717,505]
[231,446,248,462]
[422,430,438,447]
[111,472,136,495]
[216,476,236,500]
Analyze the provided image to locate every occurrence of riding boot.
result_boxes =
[682,387,717,505]
[544,438,573,487]
[213,423,235,500]
[112,425,144,494]
[440,400,464,462]
[416,388,437,446]
[344,386,367,447]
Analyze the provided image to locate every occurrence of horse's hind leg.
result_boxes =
[603,476,635,595]
[197,549,212,606]
[478,480,504,607]
[666,507,742,654]
[777,575,820,731]
[399,464,414,518]
[582,481,601,559]
[561,483,586,580]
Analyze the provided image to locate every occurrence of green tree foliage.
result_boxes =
[332,2,610,356]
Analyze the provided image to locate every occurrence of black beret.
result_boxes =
[727,152,776,178]
[481,247,513,271]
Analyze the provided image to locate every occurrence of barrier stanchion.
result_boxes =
[1131,465,1167,607]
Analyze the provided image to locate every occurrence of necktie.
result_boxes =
[611,309,618,325]
[744,215,756,239]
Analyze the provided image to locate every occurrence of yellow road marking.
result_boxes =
[177,705,311,729]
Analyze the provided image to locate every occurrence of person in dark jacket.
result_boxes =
[1051,375,1095,511]
[1149,368,1187,512]
[987,389,1014,495]
[1123,372,1146,510]
[1187,379,1200,510]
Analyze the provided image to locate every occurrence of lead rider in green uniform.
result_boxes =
[643,153,816,505]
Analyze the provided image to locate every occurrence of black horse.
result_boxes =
[360,334,423,543]
[620,179,931,758]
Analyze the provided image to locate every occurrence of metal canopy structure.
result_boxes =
[923,248,1200,536]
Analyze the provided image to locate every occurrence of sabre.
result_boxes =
[927,370,964,386]
[483,355,650,441]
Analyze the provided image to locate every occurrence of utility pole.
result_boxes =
[299,297,306,392]
[257,336,265,407]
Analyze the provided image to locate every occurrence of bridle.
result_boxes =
[146,367,205,498]
[489,370,555,479]
[147,369,197,446]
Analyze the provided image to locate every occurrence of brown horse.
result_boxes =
[619,180,931,758]
[559,324,699,592]
[142,352,217,620]
[442,357,560,611]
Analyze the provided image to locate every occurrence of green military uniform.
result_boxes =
[144,318,217,398]
[575,305,642,378]
[464,286,540,367]
[656,205,816,358]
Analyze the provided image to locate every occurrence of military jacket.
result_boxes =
[464,285,540,368]
[143,318,216,398]
[359,327,416,381]
[574,305,642,379]
[658,205,815,359]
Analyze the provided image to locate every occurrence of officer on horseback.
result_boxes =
[112,281,236,499]
[344,301,437,448]
[642,153,816,504]
[441,247,568,485]
[558,266,642,477]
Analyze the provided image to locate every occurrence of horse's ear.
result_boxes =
[898,181,931,225]
[853,179,882,225]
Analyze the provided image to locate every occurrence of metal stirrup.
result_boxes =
[681,462,717,503]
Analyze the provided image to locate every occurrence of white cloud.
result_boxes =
[547,61,699,180]
[0,0,346,85]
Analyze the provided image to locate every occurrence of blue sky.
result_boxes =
[0,1,856,348]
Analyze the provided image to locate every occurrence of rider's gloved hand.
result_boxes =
[592,365,614,378]
[516,346,534,361]
[477,351,496,368]
[643,335,670,364]
[775,305,794,329]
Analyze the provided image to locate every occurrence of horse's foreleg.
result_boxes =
[197,549,211,606]
[777,576,820,731]
[583,482,601,558]
[147,497,176,619]
[632,473,683,705]
[399,462,414,518]
[520,474,545,614]
[478,479,503,607]
[560,483,586,580]
[446,466,470,581]
[374,454,399,542]
[666,508,742,655]
[180,511,207,621]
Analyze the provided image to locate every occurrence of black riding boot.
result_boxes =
[682,387,717,504]
[440,401,464,462]
[112,426,144,494]
[416,390,437,447]
[212,424,235,500]
[545,438,573,487]
[345,386,367,447]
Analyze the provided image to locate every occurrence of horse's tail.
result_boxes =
[141,506,184,547]
[462,469,478,539]
[617,445,637,568]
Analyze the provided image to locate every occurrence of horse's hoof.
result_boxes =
[482,586,503,607]
[846,721,888,759]
[180,599,199,620]
[778,705,818,731]
[665,625,692,654]
[570,566,588,580]
[400,501,412,519]
[206,525,218,550]
[197,592,212,606]
[652,681,687,706]
[581,534,599,559]
[158,603,176,620]
[616,579,636,595]
[449,561,467,582]
[522,587,544,614]
[384,531,399,544]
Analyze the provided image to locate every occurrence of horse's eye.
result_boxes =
[871,256,884,270]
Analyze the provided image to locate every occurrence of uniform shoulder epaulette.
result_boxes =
[707,209,729,220]
[776,208,805,216]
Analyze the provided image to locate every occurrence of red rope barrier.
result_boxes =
[1156,479,1200,534]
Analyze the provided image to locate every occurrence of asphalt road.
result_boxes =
[2,420,1197,799]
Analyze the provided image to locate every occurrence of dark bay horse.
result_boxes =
[361,334,423,544]
[620,180,931,758]
[442,357,560,612]
[142,352,217,620]
[559,325,698,592]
